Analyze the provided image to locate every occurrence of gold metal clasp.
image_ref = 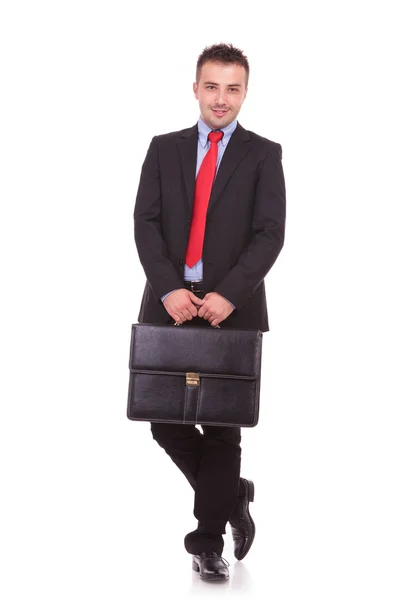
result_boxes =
[186,372,200,386]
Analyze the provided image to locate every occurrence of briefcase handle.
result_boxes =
[174,321,220,329]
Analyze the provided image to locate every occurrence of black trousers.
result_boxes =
[150,421,241,553]
[150,310,243,554]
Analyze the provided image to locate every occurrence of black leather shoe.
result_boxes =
[229,478,255,560]
[192,552,229,581]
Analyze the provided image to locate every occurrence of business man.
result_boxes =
[133,43,286,581]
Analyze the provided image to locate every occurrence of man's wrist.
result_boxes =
[215,292,235,310]
[161,289,180,303]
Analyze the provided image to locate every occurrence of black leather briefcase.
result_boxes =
[127,323,263,427]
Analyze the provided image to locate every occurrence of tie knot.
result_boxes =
[208,130,224,144]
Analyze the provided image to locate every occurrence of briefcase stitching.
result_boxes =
[126,414,258,427]
[195,382,200,423]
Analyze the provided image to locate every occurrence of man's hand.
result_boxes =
[163,289,204,324]
[197,292,234,327]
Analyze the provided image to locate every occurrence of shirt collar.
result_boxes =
[197,115,238,148]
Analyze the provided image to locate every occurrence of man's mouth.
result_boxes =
[212,109,228,117]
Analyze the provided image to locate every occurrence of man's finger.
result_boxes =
[182,308,193,321]
[188,304,198,318]
[189,292,204,305]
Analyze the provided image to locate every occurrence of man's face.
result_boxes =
[193,61,248,129]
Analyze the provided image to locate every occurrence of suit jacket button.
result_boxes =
[179,260,184,265]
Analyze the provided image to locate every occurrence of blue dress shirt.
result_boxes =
[161,115,238,308]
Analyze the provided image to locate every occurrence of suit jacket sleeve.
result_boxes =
[134,136,184,303]
[214,143,286,310]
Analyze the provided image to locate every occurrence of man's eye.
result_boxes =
[206,86,238,92]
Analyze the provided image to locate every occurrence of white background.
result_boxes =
[1,1,399,598]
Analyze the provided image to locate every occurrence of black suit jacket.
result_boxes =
[133,121,286,332]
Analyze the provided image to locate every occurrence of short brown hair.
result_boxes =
[196,43,250,87]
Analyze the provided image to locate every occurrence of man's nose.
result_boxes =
[215,89,227,105]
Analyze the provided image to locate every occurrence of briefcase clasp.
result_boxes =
[186,372,200,386]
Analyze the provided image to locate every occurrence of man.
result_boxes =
[133,43,286,581]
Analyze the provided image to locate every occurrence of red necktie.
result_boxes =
[185,130,224,268]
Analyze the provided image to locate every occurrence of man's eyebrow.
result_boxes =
[203,81,241,87]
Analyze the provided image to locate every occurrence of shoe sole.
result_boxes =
[248,480,255,502]
[236,514,256,561]
[235,479,255,561]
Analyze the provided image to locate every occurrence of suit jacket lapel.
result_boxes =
[207,122,252,216]
[177,121,253,218]
[177,124,198,218]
